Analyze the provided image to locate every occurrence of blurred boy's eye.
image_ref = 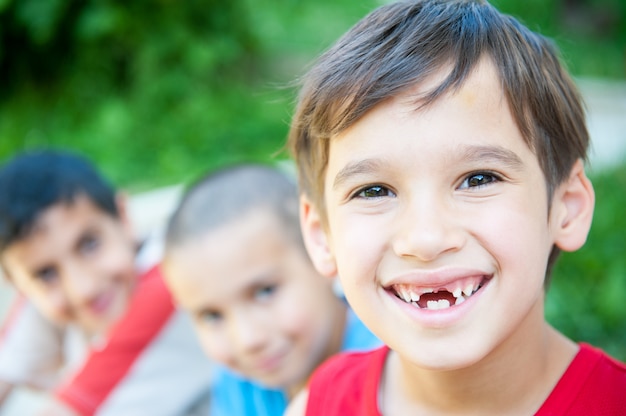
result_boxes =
[78,233,100,255]
[459,172,500,189]
[254,284,277,300]
[199,310,222,324]
[35,266,58,285]
[355,185,395,199]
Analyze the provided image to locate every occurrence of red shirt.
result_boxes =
[306,344,626,415]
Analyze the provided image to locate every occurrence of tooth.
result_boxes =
[438,299,450,309]
[409,291,420,302]
[426,300,439,310]
[396,286,409,302]
[423,288,434,294]
[453,288,462,298]
[463,284,474,297]
[455,295,466,305]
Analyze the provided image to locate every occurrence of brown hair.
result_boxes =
[288,0,588,221]
[165,163,304,254]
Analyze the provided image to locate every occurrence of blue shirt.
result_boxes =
[208,307,381,416]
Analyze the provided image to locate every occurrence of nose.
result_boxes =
[61,261,99,306]
[228,308,268,355]
[45,289,72,323]
[392,192,465,262]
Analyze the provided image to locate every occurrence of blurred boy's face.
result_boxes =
[301,58,593,371]
[1,194,136,336]
[164,209,346,394]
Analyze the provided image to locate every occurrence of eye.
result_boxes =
[78,233,100,255]
[254,284,277,301]
[35,266,58,285]
[459,172,500,189]
[354,185,395,199]
[199,309,222,325]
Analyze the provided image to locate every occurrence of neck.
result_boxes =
[382,302,578,415]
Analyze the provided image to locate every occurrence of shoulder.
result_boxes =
[210,367,287,416]
[574,343,626,383]
[539,343,626,415]
[311,346,387,389]
[306,346,388,415]
[0,298,65,388]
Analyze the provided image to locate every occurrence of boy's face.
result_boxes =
[301,58,593,370]
[1,194,136,336]
[164,209,345,392]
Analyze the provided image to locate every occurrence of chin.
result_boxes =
[405,345,491,372]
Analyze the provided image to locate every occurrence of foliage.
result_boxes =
[492,0,626,79]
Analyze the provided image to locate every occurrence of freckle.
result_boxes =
[460,90,476,107]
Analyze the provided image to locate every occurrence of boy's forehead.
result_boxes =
[32,195,111,232]
[333,57,507,141]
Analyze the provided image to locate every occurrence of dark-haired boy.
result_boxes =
[286,0,626,414]
[0,150,212,415]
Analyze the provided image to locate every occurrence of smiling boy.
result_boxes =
[285,0,626,414]
[162,163,380,416]
[0,150,213,415]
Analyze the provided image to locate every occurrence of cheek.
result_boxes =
[476,201,552,283]
[33,292,70,325]
[276,289,325,344]
[330,214,387,281]
[98,243,136,282]
[196,326,233,366]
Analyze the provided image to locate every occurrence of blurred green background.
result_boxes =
[0,0,625,360]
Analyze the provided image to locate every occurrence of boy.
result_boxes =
[162,163,380,416]
[0,150,213,415]
[285,0,626,414]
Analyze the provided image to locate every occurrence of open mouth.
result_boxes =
[391,275,490,310]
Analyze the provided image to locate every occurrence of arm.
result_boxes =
[284,388,309,416]
[0,299,65,391]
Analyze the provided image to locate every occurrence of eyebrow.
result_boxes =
[333,159,384,190]
[459,145,524,171]
[332,145,524,190]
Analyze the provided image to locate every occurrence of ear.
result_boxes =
[0,262,13,284]
[115,192,135,238]
[552,159,595,252]
[299,194,337,278]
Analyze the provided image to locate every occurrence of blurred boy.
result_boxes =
[286,0,626,414]
[162,163,380,416]
[0,150,213,415]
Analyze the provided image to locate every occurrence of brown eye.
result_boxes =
[358,185,393,198]
[36,266,58,285]
[79,234,100,254]
[460,172,500,189]
[199,310,222,324]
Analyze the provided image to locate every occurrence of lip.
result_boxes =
[383,267,493,328]
[89,288,117,316]
[383,267,491,288]
[251,349,289,375]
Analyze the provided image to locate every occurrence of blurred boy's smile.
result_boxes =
[306,57,576,370]
[2,194,136,336]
